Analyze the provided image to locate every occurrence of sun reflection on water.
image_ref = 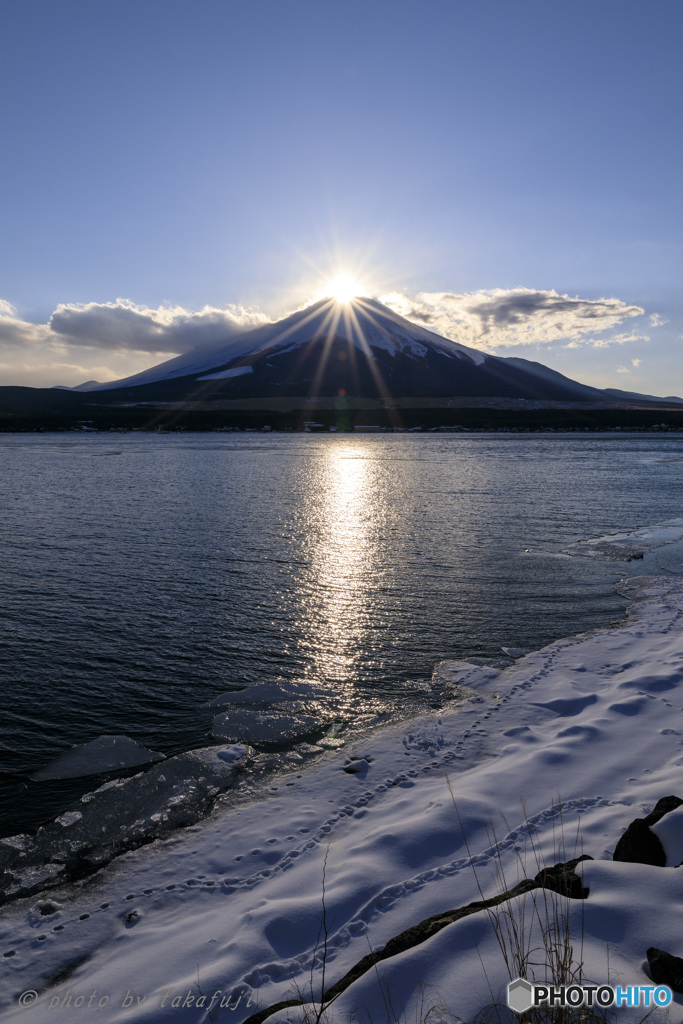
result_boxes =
[302,446,378,701]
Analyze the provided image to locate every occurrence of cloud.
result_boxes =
[48,299,270,354]
[650,313,668,327]
[380,287,645,351]
[0,301,52,349]
[0,298,269,357]
[632,358,641,367]
[586,330,650,349]
[616,365,630,373]
[0,298,273,387]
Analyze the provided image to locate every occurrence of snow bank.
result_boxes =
[2,577,683,1022]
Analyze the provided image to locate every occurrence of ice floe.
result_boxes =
[208,679,332,707]
[0,746,251,905]
[564,516,683,561]
[31,735,165,781]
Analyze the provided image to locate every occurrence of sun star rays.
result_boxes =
[296,297,400,425]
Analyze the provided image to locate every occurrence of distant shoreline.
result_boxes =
[2,406,683,433]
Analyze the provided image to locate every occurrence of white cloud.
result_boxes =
[48,299,270,354]
[0,301,52,349]
[380,287,645,352]
[615,357,645,377]
[587,330,650,349]
[0,298,273,387]
[650,313,669,327]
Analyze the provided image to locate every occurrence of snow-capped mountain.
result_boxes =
[80,297,486,392]
[67,297,648,405]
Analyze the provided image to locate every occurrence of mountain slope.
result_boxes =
[74,297,622,405]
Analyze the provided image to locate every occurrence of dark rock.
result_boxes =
[644,795,683,827]
[613,819,666,866]
[647,947,683,992]
[613,795,683,865]
[534,854,593,899]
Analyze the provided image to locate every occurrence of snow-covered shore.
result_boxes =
[3,575,683,1023]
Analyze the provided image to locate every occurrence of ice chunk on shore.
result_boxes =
[1,745,251,904]
[211,709,320,745]
[216,744,249,763]
[55,811,82,827]
[564,517,683,561]
[31,735,165,781]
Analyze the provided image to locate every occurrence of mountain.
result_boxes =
[603,387,683,407]
[5,299,681,430]
[69,296,629,405]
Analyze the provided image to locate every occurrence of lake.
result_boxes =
[1,431,682,836]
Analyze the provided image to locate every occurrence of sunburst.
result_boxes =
[317,272,366,305]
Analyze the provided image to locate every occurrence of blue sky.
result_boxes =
[1,0,681,393]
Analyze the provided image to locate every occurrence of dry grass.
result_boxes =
[447,784,661,1024]
[286,788,666,1024]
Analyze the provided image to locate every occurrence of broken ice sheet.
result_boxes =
[208,680,331,707]
[0,745,249,905]
[211,709,321,746]
[31,734,165,781]
[563,517,683,561]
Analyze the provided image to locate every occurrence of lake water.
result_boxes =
[2,432,683,837]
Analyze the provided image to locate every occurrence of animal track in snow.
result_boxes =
[225,795,617,1000]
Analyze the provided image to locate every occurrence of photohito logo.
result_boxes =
[507,978,672,1014]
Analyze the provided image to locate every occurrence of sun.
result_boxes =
[322,272,364,304]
